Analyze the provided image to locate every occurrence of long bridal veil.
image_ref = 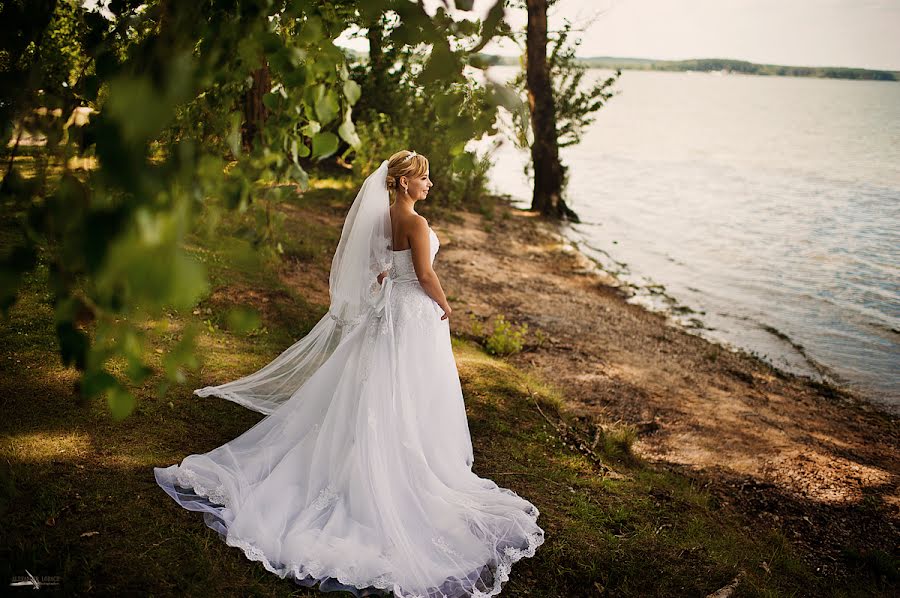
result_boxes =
[193,160,394,414]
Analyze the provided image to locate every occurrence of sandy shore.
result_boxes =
[430,203,898,579]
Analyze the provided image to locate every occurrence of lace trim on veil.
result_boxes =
[172,465,545,598]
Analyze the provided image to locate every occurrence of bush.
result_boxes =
[347,44,500,209]
[483,314,528,356]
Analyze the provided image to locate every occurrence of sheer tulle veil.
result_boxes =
[193,159,394,414]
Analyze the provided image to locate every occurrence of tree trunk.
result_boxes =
[368,16,385,80]
[365,14,390,116]
[525,0,578,221]
[242,61,271,151]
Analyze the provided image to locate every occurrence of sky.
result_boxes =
[335,0,900,71]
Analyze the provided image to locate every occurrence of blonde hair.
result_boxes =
[386,150,429,196]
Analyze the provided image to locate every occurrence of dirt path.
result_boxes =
[431,207,899,579]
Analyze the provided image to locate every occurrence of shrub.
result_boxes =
[484,314,528,356]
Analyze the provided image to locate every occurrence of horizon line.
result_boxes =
[339,46,899,73]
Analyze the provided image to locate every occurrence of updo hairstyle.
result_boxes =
[386,150,429,199]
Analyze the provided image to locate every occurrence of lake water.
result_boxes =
[476,67,900,414]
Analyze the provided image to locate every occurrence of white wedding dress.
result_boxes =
[154,225,545,597]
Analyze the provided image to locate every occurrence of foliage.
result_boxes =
[505,18,621,153]
[0,0,512,418]
[346,4,520,208]
[470,313,529,356]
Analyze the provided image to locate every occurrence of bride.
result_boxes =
[154,150,545,597]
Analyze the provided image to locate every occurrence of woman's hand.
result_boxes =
[377,271,388,285]
[440,304,452,321]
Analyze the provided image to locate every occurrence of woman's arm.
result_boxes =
[408,217,452,320]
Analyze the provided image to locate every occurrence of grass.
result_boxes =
[0,164,890,596]
[451,341,824,596]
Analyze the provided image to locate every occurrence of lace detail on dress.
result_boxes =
[328,310,368,328]
[174,467,231,509]
[390,281,443,337]
[432,535,464,560]
[169,423,545,596]
[311,484,340,510]
[173,460,545,597]
[358,311,388,386]
[220,507,545,598]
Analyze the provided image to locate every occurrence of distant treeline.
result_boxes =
[473,54,899,82]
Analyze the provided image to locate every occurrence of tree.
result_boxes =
[541,22,620,150]
[503,0,621,221]
[0,0,510,418]
[345,0,515,206]
[524,0,572,220]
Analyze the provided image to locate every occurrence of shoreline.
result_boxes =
[500,196,895,418]
[432,197,899,579]
[559,223,896,418]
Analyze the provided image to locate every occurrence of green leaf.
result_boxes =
[419,41,458,84]
[453,152,476,172]
[107,385,136,420]
[80,369,117,399]
[283,67,307,89]
[105,76,170,144]
[343,80,361,105]
[434,92,458,120]
[315,88,340,125]
[297,16,324,44]
[301,120,321,137]
[126,359,154,384]
[290,163,309,187]
[337,120,360,149]
[487,80,523,112]
[338,109,361,149]
[260,31,282,54]
[263,92,281,111]
[311,132,339,160]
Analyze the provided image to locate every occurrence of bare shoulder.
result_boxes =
[407,214,429,234]
[396,213,427,237]
[392,209,426,231]
[406,215,431,252]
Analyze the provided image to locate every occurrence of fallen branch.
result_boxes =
[525,385,625,479]
[706,571,745,598]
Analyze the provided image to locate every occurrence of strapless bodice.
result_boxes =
[389,227,440,284]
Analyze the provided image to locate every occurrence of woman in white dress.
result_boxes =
[154,150,545,597]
